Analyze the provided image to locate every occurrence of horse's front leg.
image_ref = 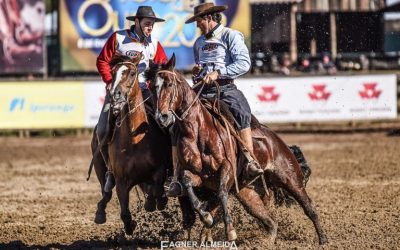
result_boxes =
[116,181,136,235]
[181,170,213,227]
[219,159,237,241]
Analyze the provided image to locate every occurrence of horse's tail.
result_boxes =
[272,145,312,207]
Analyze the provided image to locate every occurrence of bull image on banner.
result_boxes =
[0,0,45,74]
[59,0,250,72]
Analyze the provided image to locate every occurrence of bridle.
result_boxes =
[111,62,150,127]
[156,70,205,121]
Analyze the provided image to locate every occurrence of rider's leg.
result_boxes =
[239,127,264,177]
[96,93,114,192]
[221,85,263,177]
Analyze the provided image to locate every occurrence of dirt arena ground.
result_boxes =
[0,131,399,249]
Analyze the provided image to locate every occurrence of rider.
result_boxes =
[167,3,263,197]
[96,6,168,189]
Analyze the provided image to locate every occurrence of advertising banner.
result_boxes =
[236,74,398,123]
[84,82,106,128]
[59,0,250,72]
[0,0,45,74]
[0,82,85,129]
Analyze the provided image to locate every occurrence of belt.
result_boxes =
[216,79,234,86]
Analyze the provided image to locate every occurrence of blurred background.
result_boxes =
[0,0,399,133]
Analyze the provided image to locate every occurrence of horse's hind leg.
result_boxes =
[116,182,136,235]
[276,171,328,245]
[178,196,196,240]
[237,186,277,243]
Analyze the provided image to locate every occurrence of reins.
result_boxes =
[156,70,205,121]
[111,62,149,128]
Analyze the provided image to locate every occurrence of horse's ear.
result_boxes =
[149,59,155,69]
[165,53,176,70]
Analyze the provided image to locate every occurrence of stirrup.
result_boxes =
[246,160,264,177]
[104,171,115,193]
[166,181,183,197]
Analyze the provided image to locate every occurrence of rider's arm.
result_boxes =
[96,33,117,87]
[218,30,251,79]
[153,42,168,64]
[193,40,200,64]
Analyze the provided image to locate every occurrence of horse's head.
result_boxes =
[109,54,141,115]
[146,54,179,128]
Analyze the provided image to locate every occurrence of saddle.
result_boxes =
[200,98,261,131]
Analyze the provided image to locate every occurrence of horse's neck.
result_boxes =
[126,82,148,144]
[177,79,202,117]
[176,80,208,133]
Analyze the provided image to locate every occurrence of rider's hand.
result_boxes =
[202,70,219,85]
[106,82,113,91]
[191,64,202,76]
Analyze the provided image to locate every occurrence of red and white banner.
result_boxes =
[84,81,105,127]
[236,74,397,123]
[83,75,397,127]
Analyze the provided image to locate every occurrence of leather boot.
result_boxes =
[239,128,264,177]
[166,146,183,197]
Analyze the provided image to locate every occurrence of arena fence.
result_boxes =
[0,74,397,130]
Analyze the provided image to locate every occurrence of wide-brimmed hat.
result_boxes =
[126,6,165,22]
[185,3,228,24]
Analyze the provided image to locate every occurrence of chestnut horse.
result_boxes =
[146,55,328,245]
[90,55,172,235]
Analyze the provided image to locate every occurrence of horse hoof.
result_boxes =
[227,229,237,241]
[319,235,328,245]
[144,198,157,212]
[94,210,106,224]
[124,220,137,235]
[156,195,168,211]
[201,213,213,228]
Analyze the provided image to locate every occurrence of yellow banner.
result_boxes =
[0,82,85,129]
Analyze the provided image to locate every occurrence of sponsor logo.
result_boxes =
[359,82,381,99]
[257,86,280,102]
[125,50,142,59]
[9,97,74,113]
[9,97,25,112]
[308,84,331,101]
[201,43,218,52]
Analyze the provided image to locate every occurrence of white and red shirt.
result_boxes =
[97,27,168,89]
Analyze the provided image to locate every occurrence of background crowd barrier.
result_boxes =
[0,74,397,129]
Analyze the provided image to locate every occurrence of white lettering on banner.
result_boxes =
[235,75,397,123]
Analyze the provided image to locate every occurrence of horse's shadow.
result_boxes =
[0,233,161,250]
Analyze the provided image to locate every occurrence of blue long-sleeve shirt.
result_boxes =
[193,24,251,80]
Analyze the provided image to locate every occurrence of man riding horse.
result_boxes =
[95,6,168,190]
[167,3,264,197]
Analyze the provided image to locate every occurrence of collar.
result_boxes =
[204,23,223,39]
[129,25,151,45]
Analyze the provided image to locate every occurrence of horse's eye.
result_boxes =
[130,71,135,77]
[167,82,173,87]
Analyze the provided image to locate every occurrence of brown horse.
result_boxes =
[90,55,172,235]
[146,55,328,245]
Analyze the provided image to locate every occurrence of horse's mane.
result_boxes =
[144,62,186,86]
[144,62,164,83]
[109,55,132,68]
